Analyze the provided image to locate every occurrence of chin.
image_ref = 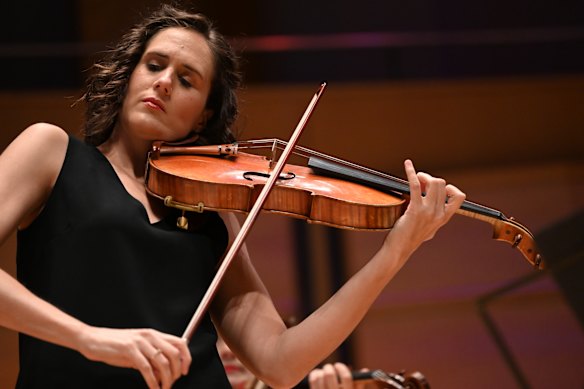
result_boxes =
[127,115,183,142]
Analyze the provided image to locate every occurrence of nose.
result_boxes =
[154,69,173,95]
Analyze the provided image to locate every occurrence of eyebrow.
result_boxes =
[147,51,203,78]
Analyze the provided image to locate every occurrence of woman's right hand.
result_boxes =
[77,326,191,389]
[0,124,191,389]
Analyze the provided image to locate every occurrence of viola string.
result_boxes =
[238,138,506,219]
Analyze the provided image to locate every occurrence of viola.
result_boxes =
[146,137,543,270]
[293,368,430,389]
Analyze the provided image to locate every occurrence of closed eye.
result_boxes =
[178,76,192,88]
[143,52,201,89]
[146,63,162,72]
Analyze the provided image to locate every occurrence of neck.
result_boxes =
[98,127,151,180]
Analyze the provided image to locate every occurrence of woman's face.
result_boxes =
[119,27,215,143]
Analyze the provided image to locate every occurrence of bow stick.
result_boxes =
[182,82,327,341]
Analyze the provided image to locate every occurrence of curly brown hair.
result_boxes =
[80,4,241,146]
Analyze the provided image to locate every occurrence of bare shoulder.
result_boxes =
[0,123,70,232]
[8,122,69,151]
[2,123,69,171]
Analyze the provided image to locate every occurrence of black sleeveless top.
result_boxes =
[15,135,231,388]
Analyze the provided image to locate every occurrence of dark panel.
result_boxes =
[1,0,80,89]
[227,0,584,82]
[536,210,584,328]
[2,0,584,88]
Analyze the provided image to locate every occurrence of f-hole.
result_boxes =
[243,171,296,181]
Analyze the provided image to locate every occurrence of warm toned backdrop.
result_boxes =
[1,1,583,388]
[1,76,583,388]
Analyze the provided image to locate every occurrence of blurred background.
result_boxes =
[1,1,583,387]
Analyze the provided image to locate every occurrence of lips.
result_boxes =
[143,97,165,112]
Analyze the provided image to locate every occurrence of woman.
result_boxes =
[0,4,465,389]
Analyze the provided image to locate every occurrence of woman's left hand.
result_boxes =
[383,159,466,258]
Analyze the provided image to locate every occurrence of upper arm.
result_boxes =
[210,213,286,371]
[0,123,68,244]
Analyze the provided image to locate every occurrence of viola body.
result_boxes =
[146,151,405,231]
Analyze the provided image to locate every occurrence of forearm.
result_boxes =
[0,268,88,351]
[256,235,411,387]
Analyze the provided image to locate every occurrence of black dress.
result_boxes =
[15,135,231,388]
